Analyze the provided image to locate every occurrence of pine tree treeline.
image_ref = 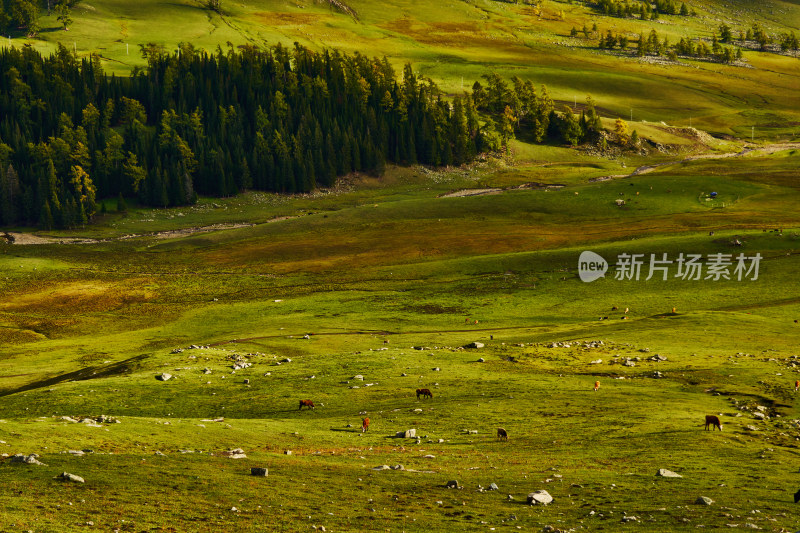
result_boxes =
[0,42,495,228]
[593,0,692,19]
[597,28,743,63]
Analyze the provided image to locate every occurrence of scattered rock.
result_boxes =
[395,429,416,438]
[446,480,461,489]
[488,483,499,491]
[222,448,247,459]
[353,375,364,380]
[653,371,664,378]
[56,472,85,483]
[656,468,682,478]
[284,450,292,455]
[477,357,485,362]
[281,358,292,363]
[10,453,46,466]
[156,373,172,381]
[621,515,639,522]
[373,465,391,470]
[696,496,713,505]
[433,367,440,371]
[465,342,484,349]
[390,464,405,470]
[527,490,553,505]
[250,467,268,476]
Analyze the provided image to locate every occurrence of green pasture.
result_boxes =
[1,1,800,528]
[2,148,800,530]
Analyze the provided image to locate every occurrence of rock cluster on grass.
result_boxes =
[445,480,460,489]
[156,373,172,381]
[250,467,268,476]
[58,415,120,425]
[10,453,46,466]
[464,342,484,349]
[395,429,416,438]
[547,340,604,349]
[656,468,682,478]
[229,354,252,370]
[696,496,713,505]
[221,448,247,459]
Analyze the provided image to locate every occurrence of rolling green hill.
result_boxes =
[1,2,800,531]
[9,0,800,137]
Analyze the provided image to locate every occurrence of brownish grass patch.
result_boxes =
[0,281,155,315]
[0,327,47,344]
[252,12,326,26]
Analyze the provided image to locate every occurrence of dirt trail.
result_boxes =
[3,222,260,246]
[595,142,800,182]
[440,182,565,198]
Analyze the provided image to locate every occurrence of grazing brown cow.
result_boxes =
[416,388,433,399]
[298,399,315,410]
[497,427,508,441]
[795,380,799,392]
[704,414,722,431]
[594,380,600,392]
[362,417,370,433]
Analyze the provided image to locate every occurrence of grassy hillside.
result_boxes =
[2,2,800,531]
[8,0,800,138]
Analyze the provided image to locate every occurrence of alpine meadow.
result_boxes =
[1,0,800,531]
